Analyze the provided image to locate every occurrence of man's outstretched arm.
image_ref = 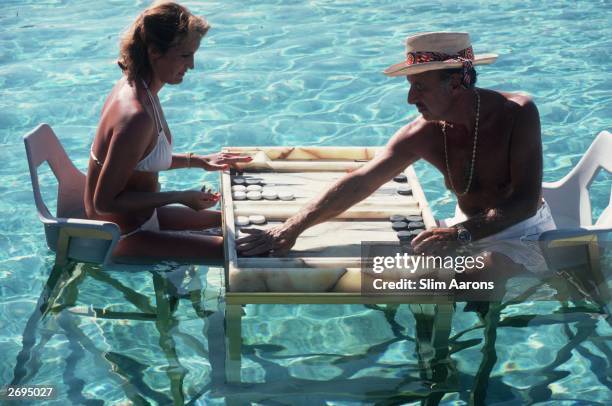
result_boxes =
[236,130,419,256]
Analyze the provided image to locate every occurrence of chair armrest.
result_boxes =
[542,180,564,190]
[51,218,121,266]
[539,226,611,242]
[58,218,121,234]
[539,226,611,275]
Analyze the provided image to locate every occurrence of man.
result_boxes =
[236,32,556,282]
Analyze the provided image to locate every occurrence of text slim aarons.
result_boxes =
[372,277,495,291]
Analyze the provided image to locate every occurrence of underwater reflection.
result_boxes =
[10,261,222,405]
[8,245,611,404]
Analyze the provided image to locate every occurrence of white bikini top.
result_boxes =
[90,79,173,172]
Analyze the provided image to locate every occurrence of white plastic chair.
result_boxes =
[540,130,611,305]
[24,123,120,266]
[542,130,612,230]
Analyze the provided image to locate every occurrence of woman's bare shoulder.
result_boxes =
[99,79,154,147]
[107,79,146,118]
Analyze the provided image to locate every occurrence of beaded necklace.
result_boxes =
[441,89,480,196]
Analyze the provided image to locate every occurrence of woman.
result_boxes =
[85,1,249,262]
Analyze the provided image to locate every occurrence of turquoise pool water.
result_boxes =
[1,0,611,404]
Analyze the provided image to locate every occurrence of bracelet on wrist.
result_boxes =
[187,152,193,168]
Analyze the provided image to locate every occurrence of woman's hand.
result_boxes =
[236,225,299,256]
[180,190,220,211]
[196,153,252,171]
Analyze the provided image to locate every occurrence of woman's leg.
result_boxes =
[156,206,221,231]
[112,206,223,263]
[113,231,223,264]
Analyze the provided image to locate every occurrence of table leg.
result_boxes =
[225,303,242,383]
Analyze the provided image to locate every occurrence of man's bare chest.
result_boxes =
[420,111,516,199]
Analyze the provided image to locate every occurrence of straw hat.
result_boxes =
[384,32,498,77]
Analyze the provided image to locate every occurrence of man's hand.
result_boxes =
[196,153,252,171]
[236,225,298,256]
[411,227,458,255]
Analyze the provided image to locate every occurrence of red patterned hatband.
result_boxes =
[406,46,475,86]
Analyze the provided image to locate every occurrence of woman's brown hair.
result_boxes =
[117,1,210,83]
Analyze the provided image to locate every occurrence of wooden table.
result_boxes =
[219,146,453,382]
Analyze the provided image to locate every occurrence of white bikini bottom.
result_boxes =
[120,209,160,240]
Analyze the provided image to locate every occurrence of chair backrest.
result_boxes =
[543,131,612,228]
[24,124,121,266]
[24,124,87,220]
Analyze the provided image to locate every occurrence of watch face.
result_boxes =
[457,227,471,244]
